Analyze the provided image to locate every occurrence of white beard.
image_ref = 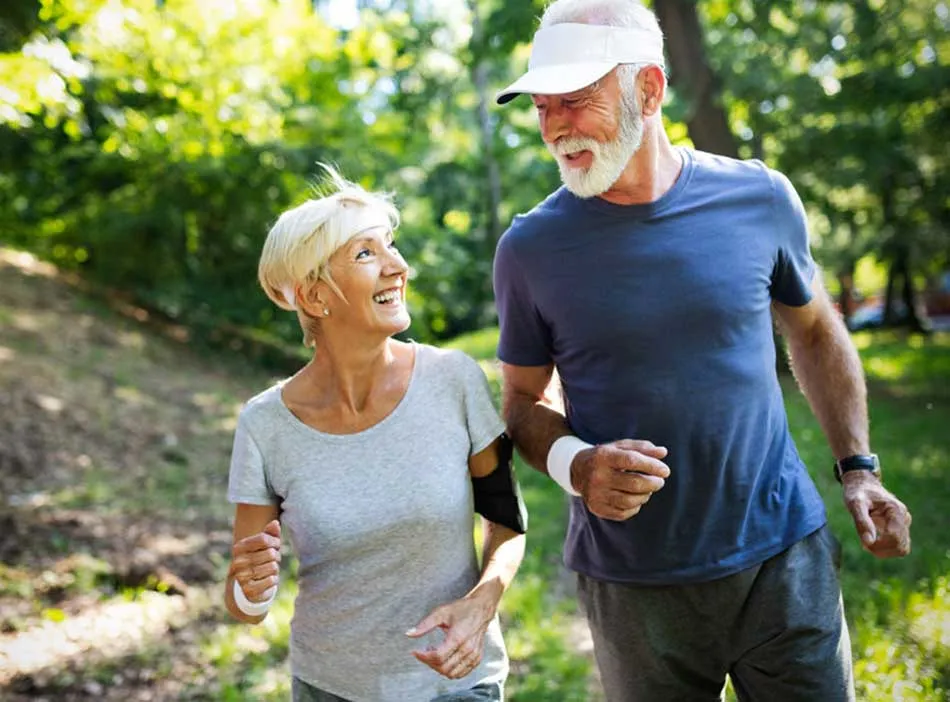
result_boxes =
[547,89,644,199]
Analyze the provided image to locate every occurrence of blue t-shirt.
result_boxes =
[493,148,827,584]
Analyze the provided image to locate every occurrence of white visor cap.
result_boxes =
[496,23,665,105]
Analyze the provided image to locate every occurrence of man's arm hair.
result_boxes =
[773,274,869,459]
[501,362,571,475]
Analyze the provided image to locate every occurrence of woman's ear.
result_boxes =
[299,281,330,319]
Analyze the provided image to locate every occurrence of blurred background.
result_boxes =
[0,1,947,700]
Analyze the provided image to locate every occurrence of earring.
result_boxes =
[323,307,330,317]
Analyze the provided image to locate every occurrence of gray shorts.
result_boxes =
[291,677,503,702]
[576,525,855,702]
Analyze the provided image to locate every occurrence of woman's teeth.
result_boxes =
[373,290,400,304]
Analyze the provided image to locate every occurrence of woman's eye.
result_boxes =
[355,248,371,260]
[388,240,399,252]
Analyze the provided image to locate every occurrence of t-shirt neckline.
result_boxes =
[275,340,422,441]
[567,146,695,220]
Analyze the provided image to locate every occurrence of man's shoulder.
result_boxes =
[683,149,793,213]
[500,187,574,246]
[689,148,775,185]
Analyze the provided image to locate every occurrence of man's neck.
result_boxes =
[598,126,682,206]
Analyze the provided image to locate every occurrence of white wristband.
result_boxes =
[232,578,278,616]
[547,435,591,497]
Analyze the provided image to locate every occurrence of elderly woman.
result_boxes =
[223,167,526,702]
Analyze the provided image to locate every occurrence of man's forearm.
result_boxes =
[784,312,869,459]
[504,394,572,475]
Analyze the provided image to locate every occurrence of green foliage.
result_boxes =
[443,326,505,367]
[700,0,949,277]
[0,0,495,343]
[1,0,946,344]
[0,0,569,346]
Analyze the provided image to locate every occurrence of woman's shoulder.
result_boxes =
[237,382,286,427]
[414,343,483,379]
[412,344,497,409]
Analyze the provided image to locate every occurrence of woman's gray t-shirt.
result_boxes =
[227,344,509,702]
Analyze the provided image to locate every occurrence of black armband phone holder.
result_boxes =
[472,433,528,534]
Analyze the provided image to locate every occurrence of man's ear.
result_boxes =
[639,65,666,117]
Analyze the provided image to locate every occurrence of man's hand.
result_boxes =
[570,439,670,521]
[842,472,912,558]
[406,587,498,680]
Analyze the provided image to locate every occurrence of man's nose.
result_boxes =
[540,103,570,144]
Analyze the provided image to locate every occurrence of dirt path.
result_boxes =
[0,249,277,699]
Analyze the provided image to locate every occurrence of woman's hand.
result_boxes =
[230,519,282,602]
[406,585,501,680]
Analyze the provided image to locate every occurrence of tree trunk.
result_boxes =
[900,262,929,334]
[881,178,930,334]
[653,0,738,158]
[838,263,856,327]
[883,258,899,326]
[885,246,931,333]
[469,1,503,246]
[473,62,503,244]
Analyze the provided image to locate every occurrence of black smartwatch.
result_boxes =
[833,454,881,483]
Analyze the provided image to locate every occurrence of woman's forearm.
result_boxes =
[470,520,526,610]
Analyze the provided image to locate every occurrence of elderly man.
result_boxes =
[492,1,912,700]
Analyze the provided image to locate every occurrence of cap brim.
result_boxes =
[495,62,616,105]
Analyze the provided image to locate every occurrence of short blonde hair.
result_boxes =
[258,165,399,347]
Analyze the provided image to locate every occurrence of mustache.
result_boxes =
[548,137,601,156]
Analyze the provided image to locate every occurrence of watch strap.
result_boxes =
[833,453,880,482]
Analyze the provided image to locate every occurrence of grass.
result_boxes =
[785,330,950,701]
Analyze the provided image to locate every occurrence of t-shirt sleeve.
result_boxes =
[769,170,816,307]
[493,227,554,366]
[227,413,277,505]
[457,353,506,455]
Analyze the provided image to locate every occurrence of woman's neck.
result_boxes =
[290,334,416,421]
[308,336,401,413]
